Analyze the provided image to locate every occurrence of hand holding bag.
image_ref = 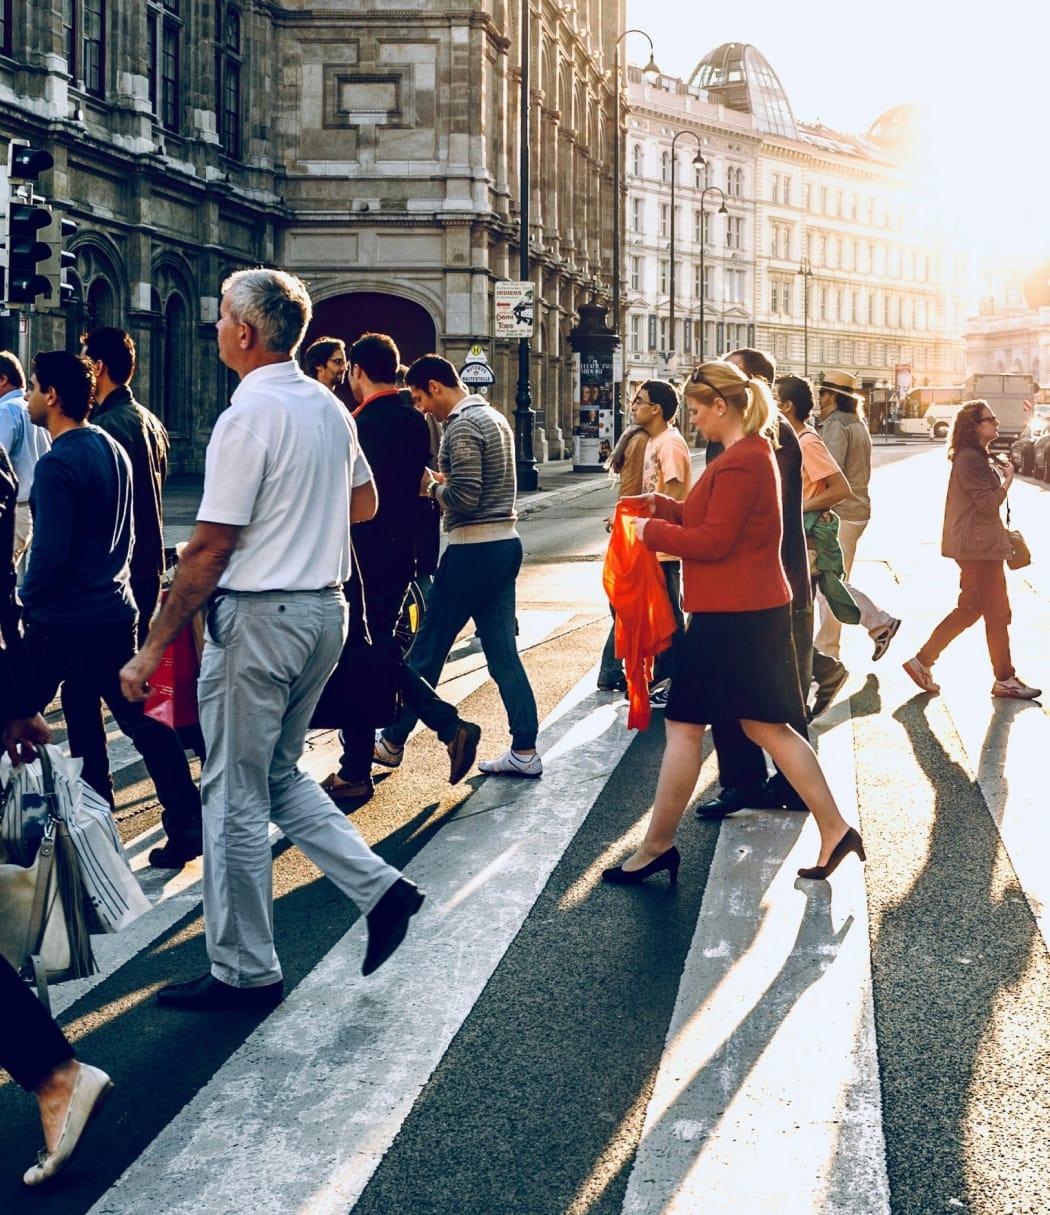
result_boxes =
[1005,500,1032,571]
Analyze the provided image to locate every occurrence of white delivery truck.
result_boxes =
[963,373,1038,450]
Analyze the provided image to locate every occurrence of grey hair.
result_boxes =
[221,268,313,355]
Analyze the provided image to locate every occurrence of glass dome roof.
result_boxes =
[689,43,798,140]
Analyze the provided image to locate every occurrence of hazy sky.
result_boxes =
[626,0,1049,263]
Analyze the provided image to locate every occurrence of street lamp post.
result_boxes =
[797,256,813,378]
[514,0,538,491]
[668,130,705,376]
[611,30,660,436]
[697,185,728,361]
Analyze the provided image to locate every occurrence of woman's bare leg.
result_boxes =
[740,720,853,866]
[622,719,706,871]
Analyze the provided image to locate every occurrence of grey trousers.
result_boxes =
[198,588,401,988]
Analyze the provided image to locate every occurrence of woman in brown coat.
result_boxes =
[903,400,1040,698]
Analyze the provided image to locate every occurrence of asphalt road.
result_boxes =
[4,441,1050,1215]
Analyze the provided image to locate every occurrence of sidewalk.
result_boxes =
[161,457,623,547]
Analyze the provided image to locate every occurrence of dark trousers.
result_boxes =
[384,538,539,751]
[653,561,686,685]
[711,605,813,796]
[0,953,74,1091]
[30,617,202,849]
[338,583,461,781]
[600,562,686,685]
[918,559,1014,681]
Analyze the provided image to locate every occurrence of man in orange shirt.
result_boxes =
[634,380,691,708]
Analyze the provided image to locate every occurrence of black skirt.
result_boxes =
[665,604,805,726]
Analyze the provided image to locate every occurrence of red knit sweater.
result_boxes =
[641,434,790,613]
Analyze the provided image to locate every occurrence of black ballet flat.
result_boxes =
[797,827,865,880]
[602,846,680,887]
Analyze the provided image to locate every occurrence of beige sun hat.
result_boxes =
[821,370,864,401]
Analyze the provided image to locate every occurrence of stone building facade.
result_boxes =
[1,1,623,469]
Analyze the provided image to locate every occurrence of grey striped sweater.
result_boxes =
[436,396,519,539]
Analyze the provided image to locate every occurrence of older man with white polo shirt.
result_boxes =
[121,268,423,1011]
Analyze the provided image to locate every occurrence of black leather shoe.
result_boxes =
[750,778,809,813]
[148,838,203,870]
[447,721,482,785]
[156,973,284,1011]
[363,878,425,976]
[694,785,765,820]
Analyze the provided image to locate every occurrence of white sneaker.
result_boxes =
[902,656,940,695]
[992,676,1042,700]
[871,617,901,662]
[373,732,404,769]
[478,749,543,778]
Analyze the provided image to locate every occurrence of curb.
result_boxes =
[518,474,612,519]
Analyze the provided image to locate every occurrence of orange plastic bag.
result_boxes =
[602,501,677,730]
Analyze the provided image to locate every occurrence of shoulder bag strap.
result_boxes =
[22,829,56,964]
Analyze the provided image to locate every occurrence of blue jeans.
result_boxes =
[383,538,539,751]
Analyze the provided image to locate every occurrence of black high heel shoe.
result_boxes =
[797,827,865,880]
[602,846,680,886]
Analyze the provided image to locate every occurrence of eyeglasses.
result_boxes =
[977,414,997,423]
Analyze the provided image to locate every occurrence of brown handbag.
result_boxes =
[1005,500,1031,571]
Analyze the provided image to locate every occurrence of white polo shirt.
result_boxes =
[198,360,372,591]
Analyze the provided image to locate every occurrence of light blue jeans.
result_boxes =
[198,588,401,988]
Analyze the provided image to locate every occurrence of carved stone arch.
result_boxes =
[149,255,196,437]
[309,277,444,334]
[152,251,199,310]
[70,233,127,330]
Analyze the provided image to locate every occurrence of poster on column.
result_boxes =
[573,350,614,470]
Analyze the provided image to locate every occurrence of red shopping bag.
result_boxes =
[144,609,203,730]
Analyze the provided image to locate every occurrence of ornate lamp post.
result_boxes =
[611,30,660,436]
[697,185,728,361]
[514,0,538,491]
[668,130,705,375]
[797,256,813,377]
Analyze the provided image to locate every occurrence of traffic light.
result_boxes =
[40,214,79,309]
[1,140,58,309]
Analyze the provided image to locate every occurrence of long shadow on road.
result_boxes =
[868,691,1044,1215]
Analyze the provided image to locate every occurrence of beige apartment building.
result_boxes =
[624,44,968,401]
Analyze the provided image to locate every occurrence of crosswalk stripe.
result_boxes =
[86,666,637,1215]
[44,612,589,1016]
[619,698,891,1214]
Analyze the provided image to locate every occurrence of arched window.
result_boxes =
[632,143,643,177]
[661,151,670,183]
[162,293,190,434]
[86,277,117,330]
[214,2,242,157]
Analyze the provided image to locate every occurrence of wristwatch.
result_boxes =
[427,476,440,499]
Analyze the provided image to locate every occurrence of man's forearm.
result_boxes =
[142,547,230,656]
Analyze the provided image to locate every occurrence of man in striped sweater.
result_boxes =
[375,355,541,778]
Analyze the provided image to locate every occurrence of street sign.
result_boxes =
[656,351,674,378]
[612,345,624,384]
[464,343,488,364]
[494,281,534,338]
[459,358,496,387]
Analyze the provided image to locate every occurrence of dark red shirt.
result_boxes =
[642,433,790,613]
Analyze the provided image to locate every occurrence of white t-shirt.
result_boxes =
[197,360,373,591]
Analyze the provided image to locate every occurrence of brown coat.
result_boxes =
[940,447,1012,561]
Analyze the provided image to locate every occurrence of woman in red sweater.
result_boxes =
[603,361,864,885]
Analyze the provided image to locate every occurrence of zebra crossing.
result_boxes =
[4,593,1050,1215]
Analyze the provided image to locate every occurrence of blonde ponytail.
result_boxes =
[742,377,779,445]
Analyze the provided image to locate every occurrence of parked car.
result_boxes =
[1033,430,1050,482]
[1009,406,1050,473]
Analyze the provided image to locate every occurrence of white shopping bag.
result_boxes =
[0,746,152,933]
